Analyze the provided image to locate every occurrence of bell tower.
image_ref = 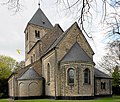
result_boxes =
[24,6,53,62]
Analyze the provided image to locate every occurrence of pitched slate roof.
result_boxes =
[28,8,53,29]
[61,42,93,63]
[41,24,63,53]
[42,22,77,57]
[18,67,42,80]
[94,68,112,79]
[44,22,94,57]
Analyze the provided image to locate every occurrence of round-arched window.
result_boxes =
[47,63,50,83]
[68,68,74,85]
[84,68,90,84]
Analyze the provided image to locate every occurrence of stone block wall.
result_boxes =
[25,42,42,66]
[59,63,94,96]
[42,50,56,96]
[57,23,94,62]
[8,75,18,97]
[95,78,112,95]
[18,79,43,97]
[25,24,51,65]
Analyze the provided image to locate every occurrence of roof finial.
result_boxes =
[38,0,40,8]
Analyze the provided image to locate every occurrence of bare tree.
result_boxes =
[56,0,120,38]
[2,0,23,12]
[98,40,120,75]
[2,0,120,39]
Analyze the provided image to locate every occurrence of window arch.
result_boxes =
[84,68,90,84]
[68,68,74,85]
[47,63,50,83]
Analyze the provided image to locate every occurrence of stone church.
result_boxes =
[8,7,112,100]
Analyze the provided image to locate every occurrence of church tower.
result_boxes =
[24,7,53,62]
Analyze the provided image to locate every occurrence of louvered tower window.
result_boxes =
[35,30,40,38]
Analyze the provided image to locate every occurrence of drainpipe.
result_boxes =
[13,72,15,100]
[54,47,58,100]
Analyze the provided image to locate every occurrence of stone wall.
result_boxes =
[18,79,43,97]
[56,23,94,63]
[8,75,18,97]
[25,42,42,66]
[59,63,94,96]
[31,60,42,76]
[42,50,56,96]
[8,76,14,97]
[55,23,95,97]
[95,78,112,95]
[25,24,51,65]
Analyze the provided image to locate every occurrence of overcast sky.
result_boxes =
[0,0,107,64]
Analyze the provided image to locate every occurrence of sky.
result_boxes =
[0,0,107,64]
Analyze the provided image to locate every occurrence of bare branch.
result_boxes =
[2,0,23,13]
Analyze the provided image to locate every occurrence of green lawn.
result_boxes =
[0,96,120,102]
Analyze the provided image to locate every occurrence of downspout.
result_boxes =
[54,47,57,99]
[94,75,95,96]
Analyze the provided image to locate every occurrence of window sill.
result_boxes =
[47,82,50,85]
[83,83,91,85]
[68,83,74,86]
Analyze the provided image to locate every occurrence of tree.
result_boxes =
[112,65,120,95]
[112,65,120,87]
[0,55,17,98]
[97,40,120,75]
[0,55,16,71]
[0,62,11,79]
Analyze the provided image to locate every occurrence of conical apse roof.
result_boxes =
[18,67,42,80]
[61,42,93,63]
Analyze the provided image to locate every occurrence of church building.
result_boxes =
[8,7,112,100]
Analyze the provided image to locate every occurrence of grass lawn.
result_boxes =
[0,96,120,102]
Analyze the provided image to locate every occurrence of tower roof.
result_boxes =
[28,8,53,29]
[61,42,93,63]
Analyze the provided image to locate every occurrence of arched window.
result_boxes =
[84,68,90,84]
[31,56,33,63]
[47,63,50,83]
[68,68,74,85]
